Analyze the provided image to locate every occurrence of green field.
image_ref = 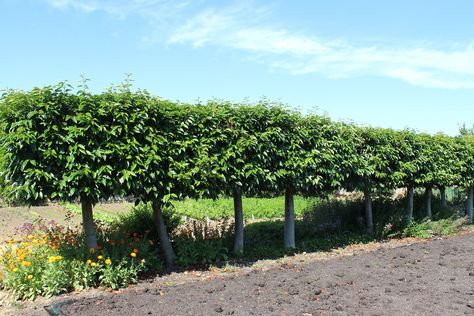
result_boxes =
[170,196,316,220]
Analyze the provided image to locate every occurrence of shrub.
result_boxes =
[0,218,160,300]
[174,217,233,267]
[402,217,466,239]
[110,202,181,241]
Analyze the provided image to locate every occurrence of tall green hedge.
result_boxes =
[1,81,473,258]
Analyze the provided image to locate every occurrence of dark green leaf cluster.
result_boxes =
[1,82,474,208]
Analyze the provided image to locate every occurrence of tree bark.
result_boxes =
[363,186,374,234]
[406,186,414,224]
[467,187,474,225]
[440,186,447,208]
[81,198,98,249]
[152,199,176,269]
[233,189,244,255]
[284,188,296,249]
[425,186,432,219]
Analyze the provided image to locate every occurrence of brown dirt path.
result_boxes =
[29,230,473,316]
[0,203,132,242]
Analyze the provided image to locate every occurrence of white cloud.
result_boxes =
[47,0,196,19]
[46,0,474,89]
[169,6,474,90]
[48,0,98,12]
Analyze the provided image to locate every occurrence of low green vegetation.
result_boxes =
[0,219,160,300]
[0,191,469,300]
[170,196,314,220]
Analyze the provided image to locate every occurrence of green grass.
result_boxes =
[61,196,315,223]
[169,196,316,220]
[61,203,118,224]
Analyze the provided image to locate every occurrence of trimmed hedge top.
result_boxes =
[0,82,472,205]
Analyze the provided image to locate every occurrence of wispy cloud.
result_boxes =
[168,4,474,89]
[47,0,197,20]
[47,1,474,89]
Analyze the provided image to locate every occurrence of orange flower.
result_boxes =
[21,261,31,267]
[132,248,139,254]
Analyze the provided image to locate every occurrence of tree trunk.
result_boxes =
[440,186,447,208]
[284,188,295,249]
[363,187,373,234]
[81,198,98,249]
[425,186,432,219]
[152,199,176,269]
[233,189,244,255]
[406,186,414,224]
[467,187,474,224]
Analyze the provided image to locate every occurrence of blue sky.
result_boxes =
[1,0,473,135]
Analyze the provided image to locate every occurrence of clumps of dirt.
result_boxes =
[51,232,474,316]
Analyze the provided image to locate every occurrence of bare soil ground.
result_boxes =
[3,229,471,316]
[0,203,132,241]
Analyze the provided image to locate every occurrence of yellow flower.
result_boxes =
[12,268,18,272]
[21,261,31,267]
[90,262,97,267]
[86,259,92,264]
[97,255,103,260]
[55,255,63,261]
[27,274,33,280]
[105,258,112,265]
[27,235,34,240]
[130,252,137,258]
[48,256,57,263]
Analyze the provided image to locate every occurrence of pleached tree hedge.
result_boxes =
[0,83,117,249]
[1,80,474,261]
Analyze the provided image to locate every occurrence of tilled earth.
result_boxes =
[50,232,474,316]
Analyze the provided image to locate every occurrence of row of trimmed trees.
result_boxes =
[0,83,473,268]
